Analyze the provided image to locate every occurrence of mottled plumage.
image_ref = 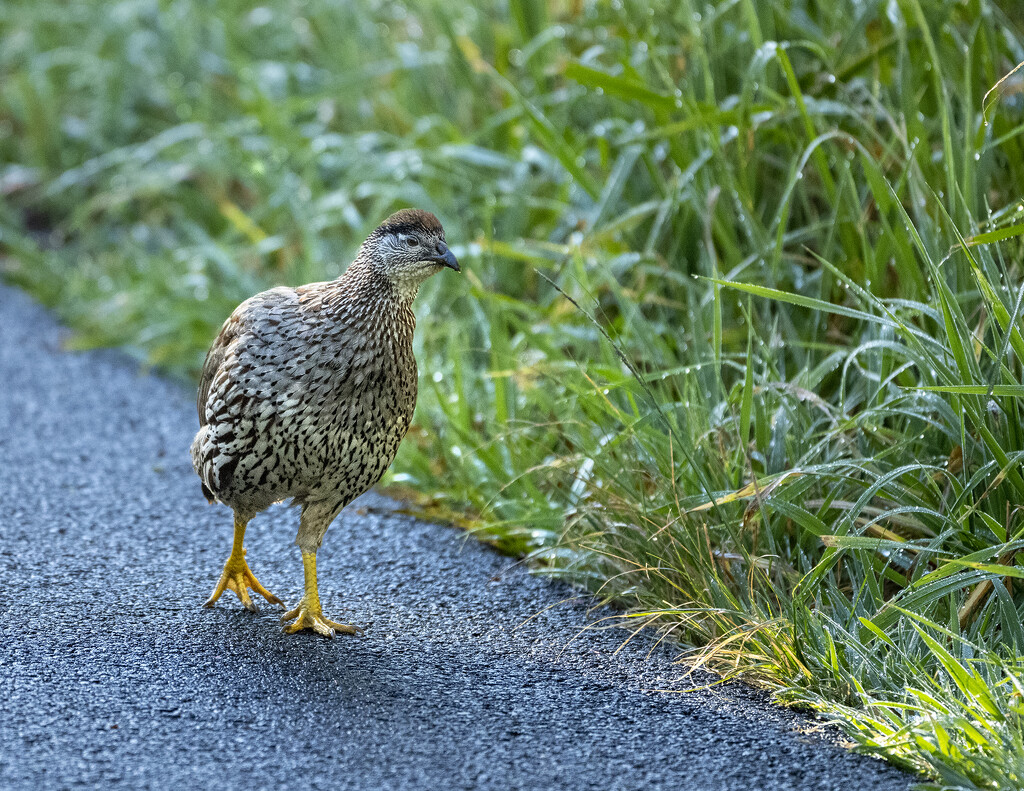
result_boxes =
[191,208,459,636]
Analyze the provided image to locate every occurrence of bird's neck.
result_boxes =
[328,257,418,332]
[340,254,422,306]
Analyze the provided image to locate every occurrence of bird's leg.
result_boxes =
[204,513,283,612]
[281,550,361,637]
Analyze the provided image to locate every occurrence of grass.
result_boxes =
[4,0,1024,786]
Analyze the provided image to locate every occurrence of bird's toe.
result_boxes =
[280,599,360,638]
[203,554,282,613]
[324,618,362,636]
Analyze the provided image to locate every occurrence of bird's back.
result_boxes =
[191,269,418,517]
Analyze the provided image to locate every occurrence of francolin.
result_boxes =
[191,209,459,636]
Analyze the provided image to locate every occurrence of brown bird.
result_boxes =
[191,209,459,636]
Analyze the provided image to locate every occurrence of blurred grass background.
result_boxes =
[4,0,1024,786]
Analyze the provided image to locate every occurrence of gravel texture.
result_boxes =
[0,283,914,790]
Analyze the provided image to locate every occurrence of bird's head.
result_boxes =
[361,208,460,299]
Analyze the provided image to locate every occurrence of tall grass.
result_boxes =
[4,0,1024,786]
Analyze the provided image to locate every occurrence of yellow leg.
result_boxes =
[281,550,361,637]
[204,514,283,612]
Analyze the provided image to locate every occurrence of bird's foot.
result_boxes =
[281,599,361,638]
[204,549,283,613]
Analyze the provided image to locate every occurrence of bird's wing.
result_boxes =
[196,286,311,427]
[196,311,242,427]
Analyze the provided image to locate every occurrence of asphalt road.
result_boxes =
[0,283,914,790]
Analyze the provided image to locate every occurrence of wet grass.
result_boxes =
[4,0,1024,786]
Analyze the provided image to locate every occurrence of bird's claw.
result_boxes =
[281,600,362,638]
[204,551,283,613]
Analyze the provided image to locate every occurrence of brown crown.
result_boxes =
[373,208,444,238]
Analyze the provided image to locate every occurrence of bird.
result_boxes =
[190,208,460,636]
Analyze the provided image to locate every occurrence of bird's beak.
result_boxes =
[432,244,460,273]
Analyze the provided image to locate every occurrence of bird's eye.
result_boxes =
[406,237,420,247]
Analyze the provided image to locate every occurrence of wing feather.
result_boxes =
[196,313,241,427]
